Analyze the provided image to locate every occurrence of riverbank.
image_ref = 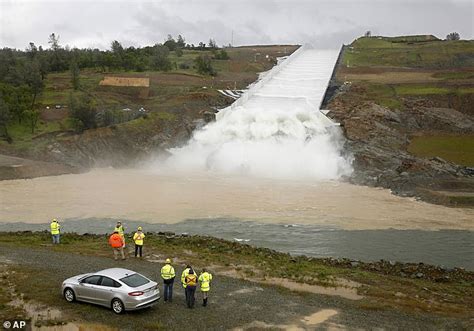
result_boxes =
[0,232,472,330]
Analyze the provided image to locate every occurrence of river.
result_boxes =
[0,168,473,269]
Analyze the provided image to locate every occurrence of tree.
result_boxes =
[446,32,460,41]
[25,109,39,134]
[24,60,43,109]
[163,35,177,51]
[48,33,60,51]
[70,60,80,90]
[214,49,229,60]
[48,33,64,71]
[26,42,38,59]
[176,35,186,48]
[198,42,206,50]
[0,94,12,142]
[364,31,372,37]
[151,45,172,71]
[195,55,216,76]
[175,48,183,57]
[208,38,217,49]
[69,93,97,131]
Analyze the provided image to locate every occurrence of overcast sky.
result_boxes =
[1,0,473,50]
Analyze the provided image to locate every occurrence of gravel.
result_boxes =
[0,245,469,330]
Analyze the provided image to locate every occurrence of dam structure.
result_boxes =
[166,45,353,180]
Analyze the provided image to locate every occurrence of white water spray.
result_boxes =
[164,46,353,180]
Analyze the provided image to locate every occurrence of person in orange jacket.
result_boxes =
[109,230,125,260]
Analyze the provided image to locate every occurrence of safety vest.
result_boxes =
[161,264,176,280]
[198,272,213,292]
[50,221,60,235]
[181,268,190,288]
[185,273,197,287]
[133,232,145,245]
[109,233,123,248]
[114,225,124,235]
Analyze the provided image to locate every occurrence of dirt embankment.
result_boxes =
[0,154,81,180]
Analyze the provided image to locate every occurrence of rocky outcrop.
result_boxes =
[329,99,474,203]
[31,114,195,169]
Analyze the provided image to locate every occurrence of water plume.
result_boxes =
[164,46,353,180]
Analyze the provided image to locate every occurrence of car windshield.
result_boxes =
[119,273,149,287]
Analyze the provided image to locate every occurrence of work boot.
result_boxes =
[203,298,207,307]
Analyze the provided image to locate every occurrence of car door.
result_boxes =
[95,276,122,307]
[76,275,102,304]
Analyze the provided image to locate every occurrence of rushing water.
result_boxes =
[1,217,472,270]
[162,47,352,180]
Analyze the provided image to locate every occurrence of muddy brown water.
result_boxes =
[0,168,473,269]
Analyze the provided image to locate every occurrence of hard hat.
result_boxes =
[52,218,57,222]
[165,258,171,264]
[138,226,142,231]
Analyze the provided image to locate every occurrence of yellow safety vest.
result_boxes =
[181,268,190,288]
[50,221,60,235]
[114,225,124,236]
[133,232,145,245]
[161,264,176,280]
[198,272,213,292]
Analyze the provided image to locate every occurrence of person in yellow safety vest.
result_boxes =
[132,226,145,258]
[181,265,191,302]
[184,269,198,309]
[114,221,125,248]
[50,218,60,244]
[161,258,176,302]
[198,268,213,307]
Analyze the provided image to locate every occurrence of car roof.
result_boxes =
[95,268,138,279]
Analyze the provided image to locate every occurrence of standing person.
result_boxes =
[161,258,176,302]
[109,230,125,260]
[199,268,213,307]
[181,265,191,302]
[184,269,198,308]
[133,226,145,258]
[114,221,125,248]
[50,218,60,244]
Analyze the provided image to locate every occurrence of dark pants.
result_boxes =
[163,281,174,302]
[134,244,143,257]
[185,286,196,308]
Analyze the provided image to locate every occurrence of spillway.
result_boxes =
[164,45,353,180]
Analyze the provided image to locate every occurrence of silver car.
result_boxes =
[61,268,160,314]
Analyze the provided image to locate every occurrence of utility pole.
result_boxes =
[231,30,234,47]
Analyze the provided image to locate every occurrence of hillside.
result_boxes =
[327,36,474,206]
[0,45,298,171]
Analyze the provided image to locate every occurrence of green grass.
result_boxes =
[345,38,474,68]
[395,85,451,95]
[432,72,474,80]
[408,135,474,166]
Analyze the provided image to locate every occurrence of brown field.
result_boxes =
[99,76,150,87]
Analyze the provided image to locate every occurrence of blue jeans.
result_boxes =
[163,282,174,301]
[52,234,60,244]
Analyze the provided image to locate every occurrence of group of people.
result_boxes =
[50,219,213,308]
[161,259,213,308]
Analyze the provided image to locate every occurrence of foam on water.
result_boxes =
[163,46,353,180]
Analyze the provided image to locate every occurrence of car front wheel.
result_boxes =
[111,298,125,314]
[64,288,75,302]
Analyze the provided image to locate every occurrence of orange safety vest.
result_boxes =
[109,233,123,248]
[185,273,198,287]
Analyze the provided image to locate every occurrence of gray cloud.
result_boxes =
[0,0,472,50]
